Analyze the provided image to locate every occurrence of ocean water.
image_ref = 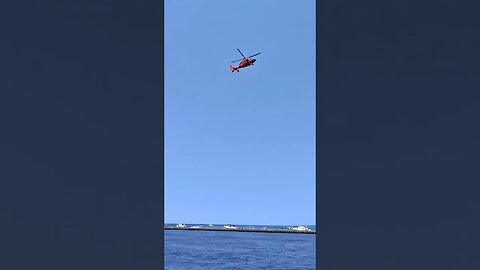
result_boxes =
[164,224,316,270]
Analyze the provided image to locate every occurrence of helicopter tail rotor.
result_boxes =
[230,65,239,73]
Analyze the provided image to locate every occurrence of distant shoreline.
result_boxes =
[164,226,316,234]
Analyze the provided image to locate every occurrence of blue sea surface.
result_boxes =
[165,224,315,270]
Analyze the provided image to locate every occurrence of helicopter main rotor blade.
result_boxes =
[237,48,246,58]
[231,58,243,63]
[247,52,261,58]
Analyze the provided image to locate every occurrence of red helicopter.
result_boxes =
[229,49,261,73]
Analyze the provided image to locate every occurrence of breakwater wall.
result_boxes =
[164,226,316,234]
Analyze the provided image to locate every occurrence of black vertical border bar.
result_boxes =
[316,0,480,269]
[160,0,165,267]
[315,0,319,267]
[1,0,165,269]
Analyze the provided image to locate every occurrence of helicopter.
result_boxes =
[229,49,261,73]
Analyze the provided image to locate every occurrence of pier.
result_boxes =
[164,226,316,234]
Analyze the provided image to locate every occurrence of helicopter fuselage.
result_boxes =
[237,58,256,69]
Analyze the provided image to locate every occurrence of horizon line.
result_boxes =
[165,222,316,226]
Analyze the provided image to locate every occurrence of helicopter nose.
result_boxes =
[251,59,256,63]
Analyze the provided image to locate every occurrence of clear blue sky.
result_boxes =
[165,0,315,226]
